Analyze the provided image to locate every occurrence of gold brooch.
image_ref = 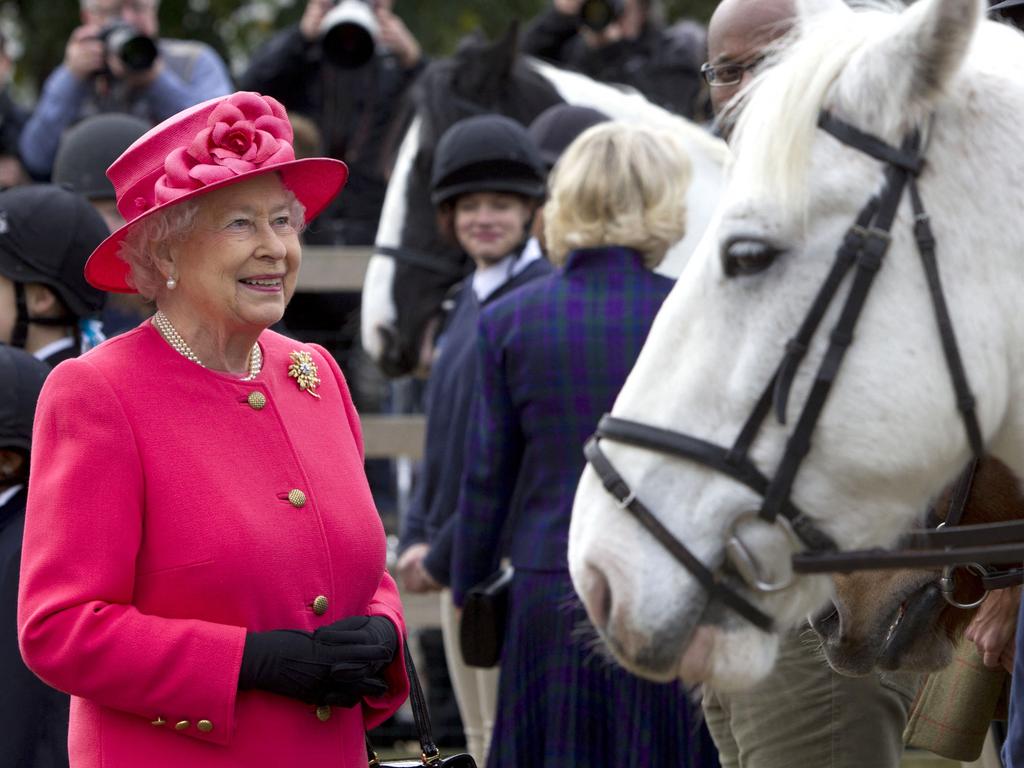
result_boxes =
[288,350,321,399]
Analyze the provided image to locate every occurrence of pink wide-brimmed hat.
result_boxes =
[84,91,348,293]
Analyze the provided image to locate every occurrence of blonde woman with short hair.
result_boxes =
[450,122,718,768]
[544,121,690,269]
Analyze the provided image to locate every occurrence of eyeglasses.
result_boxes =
[700,55,766,87]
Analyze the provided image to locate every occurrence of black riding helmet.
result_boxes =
[528,104,610,170]
[53,113,150,200]
[430,114,547,207]
[0,185,109,348]
[0,343,49,459]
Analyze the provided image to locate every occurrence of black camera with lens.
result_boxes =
[98,22,158,72]
[579,0,626,32]
[320,0,379,69]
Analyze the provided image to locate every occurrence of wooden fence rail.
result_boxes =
[293,245,427,459]
[297,245,374,292]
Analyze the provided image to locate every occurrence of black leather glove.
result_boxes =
[238,628,389,706]
[314,615,399,705]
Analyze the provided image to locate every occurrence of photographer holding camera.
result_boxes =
[522,0,710,120]
[239,0,424,247]
[18,0,233,180]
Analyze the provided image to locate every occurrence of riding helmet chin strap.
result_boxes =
[10,281,28,349]
[9,281,78,351]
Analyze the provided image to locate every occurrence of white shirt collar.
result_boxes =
[33,336,76,362]
[471,238,544,302]
[0,484,24,508]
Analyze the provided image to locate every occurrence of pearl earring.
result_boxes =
[166,276,177,290]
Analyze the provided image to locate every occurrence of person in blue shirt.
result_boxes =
[396,114,552,766]
[19,0,233,179]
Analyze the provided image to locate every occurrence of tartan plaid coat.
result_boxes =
[451,246,674,603]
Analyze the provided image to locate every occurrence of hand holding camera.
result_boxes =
[65,20,160,84]
[551,0,628,48]
[375,5,421,69]
[64,25,107,81]
[579,0,626,35]
[310,0,421,70]
[300,0,335,42]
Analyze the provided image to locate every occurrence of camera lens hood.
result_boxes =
[319,0,378,69]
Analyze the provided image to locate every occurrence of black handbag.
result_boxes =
[458,565,514,669]
[366,640,477,768]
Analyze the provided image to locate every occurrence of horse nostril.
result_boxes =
[810,603,841,640]
[584,563,614,631]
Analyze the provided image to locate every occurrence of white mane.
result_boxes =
[731,6,900,217]
[730,2,1024,221]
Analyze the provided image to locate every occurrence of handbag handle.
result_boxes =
[366,636,442,766]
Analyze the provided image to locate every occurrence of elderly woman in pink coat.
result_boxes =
[16,91,409,767]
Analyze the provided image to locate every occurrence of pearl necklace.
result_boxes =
[152,311,262,381]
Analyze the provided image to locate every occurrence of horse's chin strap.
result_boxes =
[584,109,987,633]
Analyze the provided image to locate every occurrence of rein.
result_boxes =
[794,457,1024,609]
[585,109,991,632]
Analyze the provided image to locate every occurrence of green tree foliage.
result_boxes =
[4,0,718,94]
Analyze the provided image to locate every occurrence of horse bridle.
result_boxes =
[584,109,990,633]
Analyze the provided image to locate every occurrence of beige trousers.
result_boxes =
[439,589,499,766]
[703,627,922,768]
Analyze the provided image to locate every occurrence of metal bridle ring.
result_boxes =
[939,562,988,609]
[724,511,803,594]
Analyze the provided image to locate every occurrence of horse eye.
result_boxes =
[722,238,782,277]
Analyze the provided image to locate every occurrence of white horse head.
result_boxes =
[569,0,1024,692]
[359,48,728,376]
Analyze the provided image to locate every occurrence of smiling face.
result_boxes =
[164,174,302,336]
[452,191,533,269]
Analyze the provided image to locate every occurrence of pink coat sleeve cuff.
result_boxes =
[362,571,410,729]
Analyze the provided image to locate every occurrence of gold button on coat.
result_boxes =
[174,720,190,731]
[151,717,166,727]
[315,705,331,722]
[312,595,328,615]
[247,391,267,410]
[197,719,214,733]
[288,489,307,508]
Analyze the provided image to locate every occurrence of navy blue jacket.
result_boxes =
[1,486,70,768]
[451,248,674,603]
[401,257,553,585]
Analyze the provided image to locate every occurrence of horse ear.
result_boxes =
[838,0,981,121]
[493,21,521,80]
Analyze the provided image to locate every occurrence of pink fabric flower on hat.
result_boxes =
[154,92,296,204]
